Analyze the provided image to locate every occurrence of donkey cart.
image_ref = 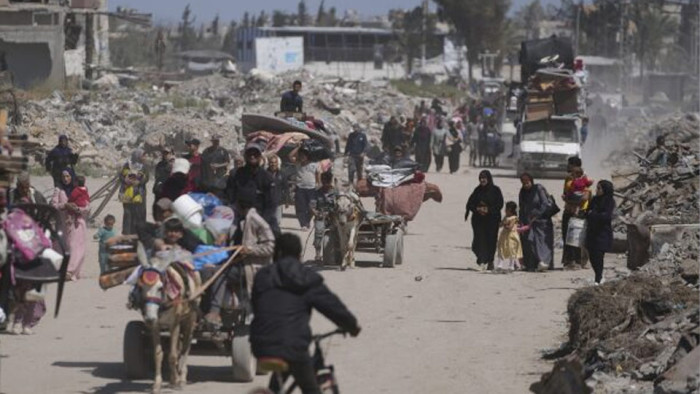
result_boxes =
[321,210,405,268]
[122,249,258,385]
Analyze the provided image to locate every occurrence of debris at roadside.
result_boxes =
[534,112,700,394]
[11,71,418,173]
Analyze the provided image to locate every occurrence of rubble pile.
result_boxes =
[15,70,418,172]
[612,113,700,224]
[535,113,700,394]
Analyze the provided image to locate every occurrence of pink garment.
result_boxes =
[570,176,593,194]
[69,186,90,208]
[51,188,88,279]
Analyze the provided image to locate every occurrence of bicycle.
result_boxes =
[258,329,345,394]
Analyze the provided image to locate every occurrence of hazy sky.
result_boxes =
[110,0,561,25]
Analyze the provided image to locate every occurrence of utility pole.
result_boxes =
[575,0,582,55]
[420,0,428,70]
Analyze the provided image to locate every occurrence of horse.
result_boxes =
[330,191,363,270]
[129,247,202,394]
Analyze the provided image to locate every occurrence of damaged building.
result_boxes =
[0,0,110,89]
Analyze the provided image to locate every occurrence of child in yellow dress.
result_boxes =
[495,201,524,272]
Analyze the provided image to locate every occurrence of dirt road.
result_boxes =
[0,159,599,394]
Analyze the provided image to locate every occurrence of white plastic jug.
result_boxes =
[172,194,204,229]
[566,218,587,248]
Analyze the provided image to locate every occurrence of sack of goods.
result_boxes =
[566,217,587,248]
[301,139,332,162]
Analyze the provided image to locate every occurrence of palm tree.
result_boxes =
[632,4,678,78]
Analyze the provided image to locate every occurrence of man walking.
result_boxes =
[280,80,304,113]
[201,134,231,198]
[45,135,78,187]
[344,123,367,184]
[226,142,279,234]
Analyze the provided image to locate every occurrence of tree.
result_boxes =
[327,7,338,26]
[392,7,440,75]
[242,11,250,28]
[631,2,677,77]
[515,0,545,40]
[256,11,267,27]
[316,0,326,25]
[222,20,237,55]
[179,4,196,50]
[434,0,512,79]
[272,10,290,27]
[211,14,219,36]
[298,0,308,26]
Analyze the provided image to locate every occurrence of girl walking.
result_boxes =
[495,201,523,272]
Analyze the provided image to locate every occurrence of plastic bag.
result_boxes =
[187,193,222,217]
[192,245,231,271]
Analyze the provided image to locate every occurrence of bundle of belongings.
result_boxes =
[0,205,70,322]
[357,160,442,222]
[247,130,334,170]
[522,68,584,122]
[99,192,236,290]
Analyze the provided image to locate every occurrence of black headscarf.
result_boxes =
[590,180,615,212]
[466,170,503,218]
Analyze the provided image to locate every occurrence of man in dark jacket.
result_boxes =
[344,123,368,184]
[225,142,279,234]
[251,233,360,394]
[152,147,173,197]
[44,135,78,186]
[381,116,404,153]
[280,80,303,113]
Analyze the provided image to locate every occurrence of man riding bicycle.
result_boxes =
[250,233,361,394]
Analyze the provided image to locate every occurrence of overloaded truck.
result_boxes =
[513,36,586,177]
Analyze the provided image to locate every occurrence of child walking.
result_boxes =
[495,201,523,272]
[94,214,117,274]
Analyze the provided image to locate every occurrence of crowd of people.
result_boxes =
[463,156,615,286]
[369,98,505,178]
[0,79,618,393]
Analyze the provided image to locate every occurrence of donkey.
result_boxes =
[131,249,202,394]
[331,191,363,270]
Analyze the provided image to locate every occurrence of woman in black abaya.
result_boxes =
[465,170,504,270]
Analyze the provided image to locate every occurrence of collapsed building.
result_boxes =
[0,0,110,89]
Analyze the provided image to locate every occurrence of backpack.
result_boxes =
[3,208,51,262]
[538,185,561,219]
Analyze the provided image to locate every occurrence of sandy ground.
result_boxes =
[0,153,624,394]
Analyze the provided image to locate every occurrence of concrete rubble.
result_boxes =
[534,113,700,394]
[13,70,418,173]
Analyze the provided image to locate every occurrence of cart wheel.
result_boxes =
[383,233,399,268]
[322,232,341,266]
[123,320,152,379]
[395,229,404,265]
[232,334,256,382]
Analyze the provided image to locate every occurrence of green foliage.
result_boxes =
[514,0,545,40]
[391,7,441,75]
[298,0,308,26]
[433,0,512,78]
